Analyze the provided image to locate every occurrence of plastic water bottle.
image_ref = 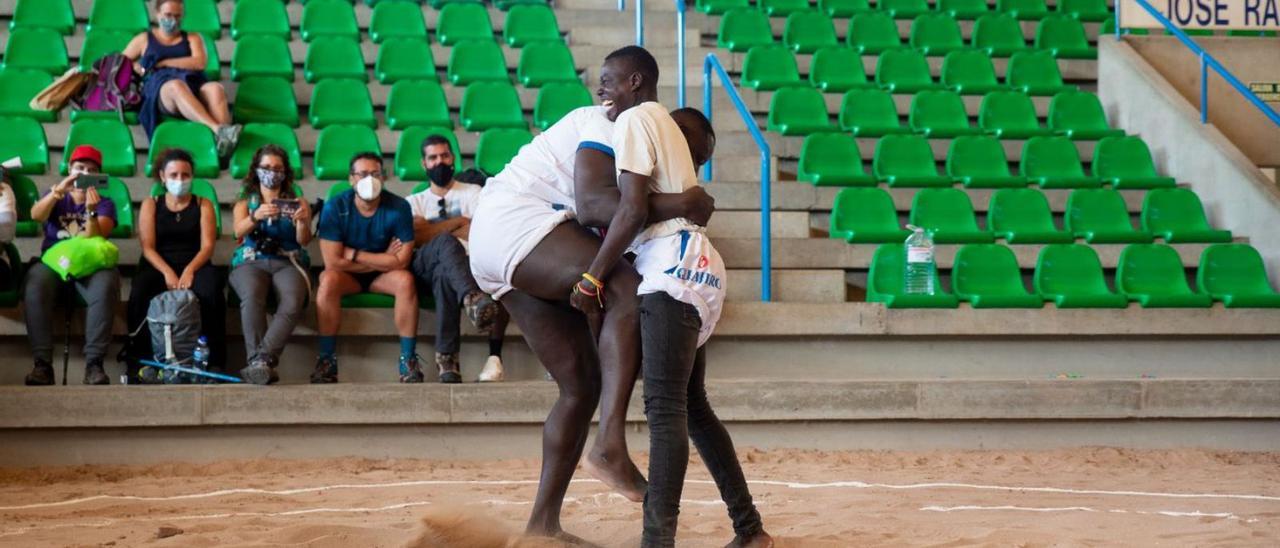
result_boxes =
[904,225,936,295]
[192,336,210,371]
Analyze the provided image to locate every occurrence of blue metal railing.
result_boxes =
[703,54,772,301]
[675,0,687,107]
[1120,0,1280,127]
[636,0,645,46]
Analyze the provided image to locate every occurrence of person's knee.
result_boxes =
[316,270,343,305]
[161,80,191,96]
[276,283,307,315]
[201,82,227,100]
[386,270,417,298]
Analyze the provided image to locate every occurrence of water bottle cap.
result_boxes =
[197,336,208,344]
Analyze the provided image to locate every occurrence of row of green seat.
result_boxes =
[702,0,1111,21]
[830,186,1229,244]
[723,10,1095,58]
[869,242,1279,309]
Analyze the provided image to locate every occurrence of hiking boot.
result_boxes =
[215,124,243,159]
[436,352,461,384]
[83,359,109,385]
[463,290,499,333]
[399,355,425,383]
[310,355,339,384]
[136,365,164,384]
[25,359,54,386]
[242,355,279,386]
[478,355,504,382]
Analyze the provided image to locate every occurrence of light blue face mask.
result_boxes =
[165,178,191,197]
[159,17,180,34]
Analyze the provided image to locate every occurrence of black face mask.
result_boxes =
[427,163,455,187]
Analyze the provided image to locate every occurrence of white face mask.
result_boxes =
[354,175,382,201]
[165,178,191,197]
[256,168,281,189]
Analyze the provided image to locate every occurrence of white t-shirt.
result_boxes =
[407,181,482,222]
[611,101,701,246]
[487,105,614,208]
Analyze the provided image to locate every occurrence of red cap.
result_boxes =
[68,145,103,168]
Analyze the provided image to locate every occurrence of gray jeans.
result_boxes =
[410,233,480,354]
[23,262,120,363]
[228,257,309,362]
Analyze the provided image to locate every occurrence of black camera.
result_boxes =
[251,230,282,256]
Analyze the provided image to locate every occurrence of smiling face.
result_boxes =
[597,59,637,122]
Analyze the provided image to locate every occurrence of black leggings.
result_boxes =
[125,262,226,373]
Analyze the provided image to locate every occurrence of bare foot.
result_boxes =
[725,530,775,548]
[582,450,647,503]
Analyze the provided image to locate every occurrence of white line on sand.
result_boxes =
[920,505,1259,523]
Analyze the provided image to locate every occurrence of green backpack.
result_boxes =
[41,236,119,281]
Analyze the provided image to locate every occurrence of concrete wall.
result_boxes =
[1099,37,1280,287]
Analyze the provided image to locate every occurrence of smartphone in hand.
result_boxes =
[273,199,301,217]
[74,174,109,190]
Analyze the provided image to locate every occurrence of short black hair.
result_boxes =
[420,135,453,155]
[152,148,194,180]
[670,107,715,140]
[605,45,659,88]
[348,152,383,174]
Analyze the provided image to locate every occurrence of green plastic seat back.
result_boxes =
[309,78,375,128]
[848,12,901,53]
[1035,15,1090,53]
[1021,136,1086,180]
[784,11,838,53]
[820,0,872,17]
[909,90,972,134]
[461,81,526,131]
[370,1,428,44]
[326,181,353,200]
[1094,136,1161,180]
[429,0,484,8]
[534,82,593,130]
[1117,244,1196,296]
[148,121,219,177]
[387,79,451,130]
[200,35,221,80]
[183,0,222,39]
[233,76,299,127]
[875,49,934,90]
[437,3,494,46]
[997,0,1049,19]
[314,124,380,180]
[3,28,69,74]
[517,42,578,87]
[494,0,548,9]
[1141,188,1216,237]
[760,0,812,16]
[1066,189,1133,235]
[947,135,1013,180]
[909,187,983,234]
[476,128,534,175]
[150,179,221,232]
[953,244,1028,296]
[0,116,48,174]
[504,4,561,47]
[305,37,367,83]
[699,0,752,15]
[62,119,130,176]
[376,38,436,84]
[11,0,76,35]
[8,174,40,233]
[766,86,832,135]
[989,188,1059,234]
[87,0,149,34]
[830,187,902,240]
[231,35,293,81]
[939,0,990,18]
[1057,0,1110,21]
[839,88,903,133]
[101,176,134,237]
[1198,244,1278,296]
[798,133,869,184]
[869,243,907,297]
[979,90,1040,134]
[874,134,938,179]
[718,8,774,53]
[941,49,1000,92]
[447,39,509,85]
[229,122,303,179]
[1048,90,1114,134]
[810,46,868,92]
[231,0,291,40]
[1007,50,1066,92]
[1035,244,1111,297]
[972,13,1026,55]
[879,0,930,17]
[301,0,359,42]
[396,126,460,180]
[910,13,965,54]
[79,30,135,71]
[742,45,803,90]
[0,69,57,122]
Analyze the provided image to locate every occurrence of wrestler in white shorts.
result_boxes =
[468,181,575,300]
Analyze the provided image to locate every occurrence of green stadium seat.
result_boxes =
[0,69,57,122]
[386,79,451,130]
[946,135,1028,188]
[504,5,561,47]
[305,37,367,83]
[829,187,909,242]
[1141,188,1232,244]
[874,134,952,187]
[971,13,1027,57]
[1197,244,1280,308]
[11,0,76,35]
[848,12,901,54]
[939,0,990,19]
[941,49,1004,94]
[910,13,966,56]
[9,174,41,237]
[766,87,833,135]
[370,1,428,44]
[147,121,219,177]
[867,243,960,308]
[810,46,870,92]
[1057,0,1111,22]
[461,81,526,131]
[909,90,981,137]
[182,0,222,39]
[375,39,436,85]
[798,133,875,186]
[314,124,380,180]
[953,244,1044,308]
[476,128,534,175]
[1093,136,1176,189]
[68,110,140,126]
[517,42,578,87]
[1225,30,1278,36]
[229,123,303,179]
[784,11,838,54]
[396,126,460,180]
[1035,15,1095,59]
[447,39,509,85]
[698,0,751,15]
[201,36,221,80]
[61,119,129,176]
[1034,244,1129,307]
[231,35,293,81]
[820,0,871,17]
[495,0,548,9]
[909,188,994,243]
[300,0,359,42]
[437,3,494,46]
[759,0,811,16]
[231,0,291,41]
[149,179,222,232]
[2,29,69,74]
[1007,50,1074,95]
[87,0,149,34]
[718,8,774,53]
[839,88,910,136]
[232,77,299,127]
[428,0,486,7]
[309,78,376,129]
[534,82,593,130]
[879,0,930,18]
[988,188,1073,243]
[742,45,804,90]
[79,30,134,71]
[1066,189,1153,243]
[1047,90,1124,140]
[997,0,1049,20]
[102,176,135,237]
[875,49,939,93]
[978,90,1048,138]
[0,117,47,174]
[1117,244,1212,307]
[1021,136,1100,188]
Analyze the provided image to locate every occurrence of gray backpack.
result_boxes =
[147,289,202,364]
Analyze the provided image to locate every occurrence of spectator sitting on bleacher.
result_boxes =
[229,145,313,386]
[0,170,15,288]
[406,135,503,384]
[122,0,241,156]
[312,152,419,384]
[125,148,225,381]
[22,146,121,386]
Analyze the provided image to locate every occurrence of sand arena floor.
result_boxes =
[1,448,1277,547]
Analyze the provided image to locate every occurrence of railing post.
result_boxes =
[618,0,624,11]
[759,151,772,302]
[1200,51,1208,124]
[703,57,713,181]
[1114,0,1122,39]
[676,0,687,108]
[635,0,645,46]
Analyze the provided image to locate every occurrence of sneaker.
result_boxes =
[399,355,425,383]
[24,359,54,386]
[436,352,461,384]
[137,365,164,384]
[478,355,504,382]
[311,355,339,384]
[215,124,243,159]
[83,359,109,385]
[241,355,278,386]
[463,291,499,333]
